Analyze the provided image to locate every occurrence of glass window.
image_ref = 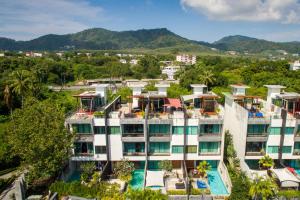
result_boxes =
[200,124,220,134]
[186,126,198,135]
[285,127,294,135]
[295,142,300,150]
[95,146,106,154]
[124,143,145,153]
[282,146,292,153]
[297,125,300,134]
[172,126,184,135]
[149,124,170,135]
[267,146,279,153]
[94,126,105,134]
[149,142,170,153]
[172,145,184,153]
[123,124,143,134]
[199,142,219,153]
[186,145,197,153]
[247,125,268,135]
[109,126,121,134]
[246,142,266,152]
[72,124,92,134]
[269,127,281,135]
[74,142,94,155]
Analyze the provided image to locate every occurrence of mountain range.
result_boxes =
[0,28,300,54]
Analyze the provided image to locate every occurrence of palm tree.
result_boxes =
[197,161,211,178]
[3,85,12,115]
[198,70,216,86]
[249,175,278,200]
[259,155,274,170]
[9,70,32,108]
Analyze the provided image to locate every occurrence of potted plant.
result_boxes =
[94,111,105,118]
[196,161,211,178]
[259,155,274,170]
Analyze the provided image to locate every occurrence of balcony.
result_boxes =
[245,151,265,156]
[198,133,221,142]
[148,152,171,156]
[121,134,145,142]
[74,152,94,157]
[123,152,146,156]
[149,133,171,142]
[246,133,268,142]
[294,133,300,142]
[198,151,220,156]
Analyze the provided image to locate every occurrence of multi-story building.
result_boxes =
[161,65,180,80]
[223,85,300,173]
[290,60,300,71]
[65,83,231,194]
[176,54,196,65]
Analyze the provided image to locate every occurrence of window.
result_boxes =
[269,127,281,135]
[199,142,219,154]
[72,124,92,134]
[124,143,145,153]
[186,145,197,153]
[267,146,279,153]
[200,124,220,134]
[149,142,170,153]
[123,124,143,134]
[94,126,105,134]
[74,142,93,155]
[247,124,268,135]
[246,142,266,152]
[95,146,106,154]
[282,146,292,153]
[172,145,184,153]
[186,126,198,135]
[108,126,121,134]
[285,127,294,135]
[297,125,300,134]
[172,126,184,135]
[149,124,170,135]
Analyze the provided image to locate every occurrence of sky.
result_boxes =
[1,0,300,42]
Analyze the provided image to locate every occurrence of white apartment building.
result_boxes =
[176,54,196,65]
[223,85,300,174]
[290,61,300,71]
[161,66,180,80]
[65,83,231,194]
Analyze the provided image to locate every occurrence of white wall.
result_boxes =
[109,135,123,161]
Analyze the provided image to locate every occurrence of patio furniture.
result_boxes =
[196,180,207,189]
[175,182,185,189]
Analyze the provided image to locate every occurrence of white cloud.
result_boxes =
[181,0,300,24]
[0,0,105,40]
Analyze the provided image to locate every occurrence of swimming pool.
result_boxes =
[207,169,229,195]
[67,170,81,182]
[295,169,300,175]
[129,169,145,190]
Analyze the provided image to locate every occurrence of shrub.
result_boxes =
[278,190,300,198]
[158,160,173,173]
[190,188,210,195]
[113,159,135,182]
[167,190,187,195]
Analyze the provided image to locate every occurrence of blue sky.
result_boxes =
[1,0,300,42]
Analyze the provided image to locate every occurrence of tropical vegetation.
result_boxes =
[113,159,135,182]
[196,161,211,178]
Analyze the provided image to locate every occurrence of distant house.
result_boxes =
[290,60,300,71]
[119,59,127,64]
[25,52,42,57]
[0,53,4,57]
[162,65,180,80]
[176,54,196,64]
[56,52,63,57]
[130,59,139,65]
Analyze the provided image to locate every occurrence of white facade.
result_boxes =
[176,54,196,65]
[290,61,300,71]
[161,66,180,80]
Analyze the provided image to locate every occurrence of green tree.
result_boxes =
[259,155,274,170]
[113,159,135,182]
[167,83,191,98]
[3,85,12,115]
[9,70,32,108]
[80,162,96,183]
[116,87,132,103]
[249,176,278,200]
[158,160,173,173]
[198,70,216,86]
[6,98,74,182]
[196,161,211,178]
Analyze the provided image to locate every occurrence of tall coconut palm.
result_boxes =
[249,175,278,200]
[9,70,32,108]
[3,85,12,115]
[198,70,216,86]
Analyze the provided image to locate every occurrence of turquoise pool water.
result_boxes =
[295,169,300,175]
[207,169,229,195]
[130,169,145,190]
[67,170,81,182]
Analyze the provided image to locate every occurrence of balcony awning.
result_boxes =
[145,170,164,187]
[163,98,182,108]
[271,168,300,188]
